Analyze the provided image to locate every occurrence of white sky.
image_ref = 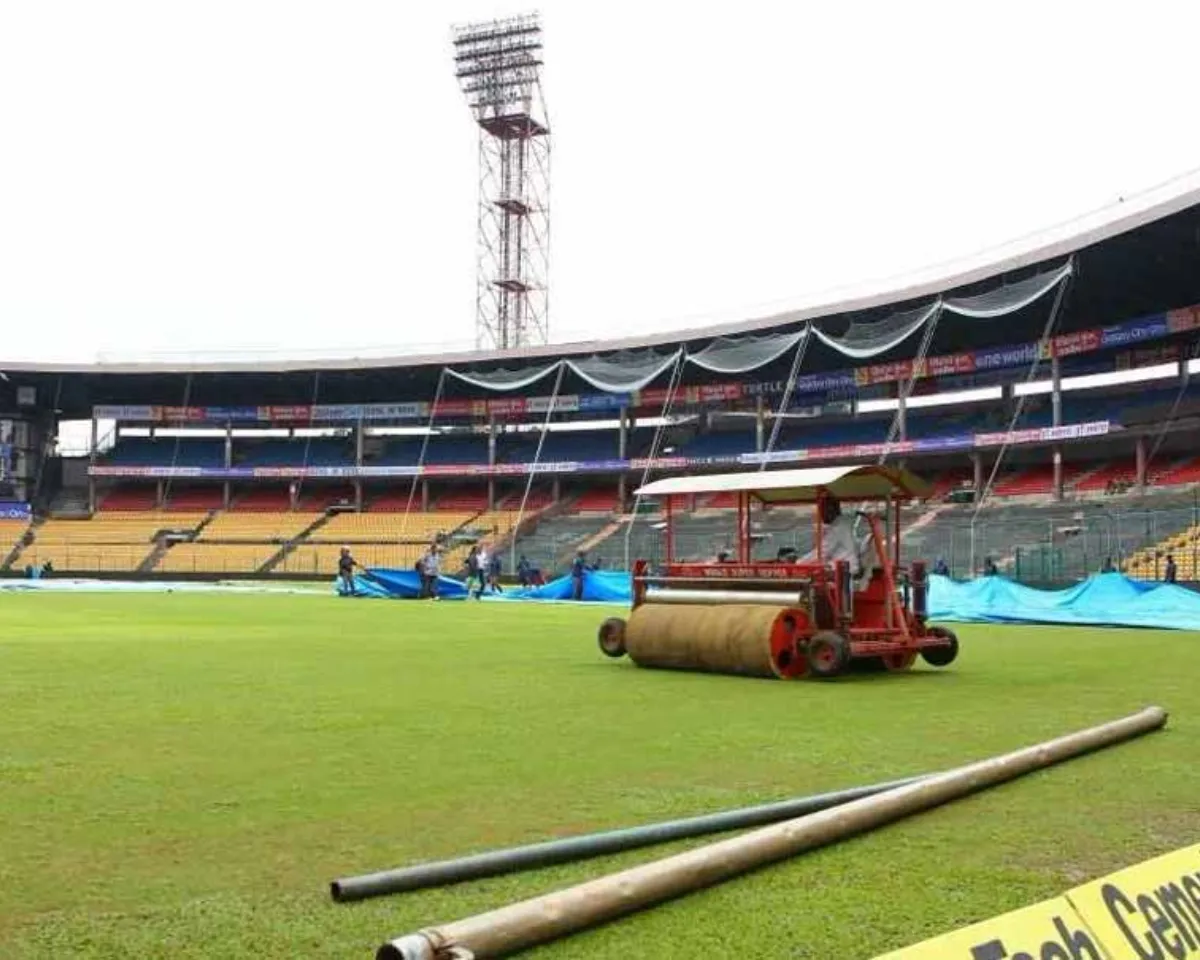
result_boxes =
[3,0,1200,364]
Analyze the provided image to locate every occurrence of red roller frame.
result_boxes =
[630,480,954,674]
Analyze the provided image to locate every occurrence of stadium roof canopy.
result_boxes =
[4,168,1200,417]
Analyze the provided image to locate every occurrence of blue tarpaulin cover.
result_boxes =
[339,568,630,603]
[339,568,1199,631]
[339,568,470,600]
[928,572,1200,631]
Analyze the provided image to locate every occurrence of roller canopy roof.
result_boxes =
[635,464,933,503]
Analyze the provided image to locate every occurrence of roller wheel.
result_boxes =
[806,631,851,679]
[920,625,959,667]
[598,617,628,658]
[883,652,918,672]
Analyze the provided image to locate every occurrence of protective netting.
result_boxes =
[444,362,562,392]
[811,302,938,359]
[687,330,806,374]
[943,261,1074,318]
[439,261,1073,393]
[566,350,684,393]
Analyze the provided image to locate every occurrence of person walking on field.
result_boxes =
[338,546,359,596]
[487,550,503,593]
[571,550,587,601]
[419,543,441,600]
[466,545,484,599]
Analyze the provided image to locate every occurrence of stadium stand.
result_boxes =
[434,488,489,512]
[157,543,282,575]
[163,486,225,511]
[0,518,31,565]
[1124,525,1200,581]
[1155,457,1200,487]
[316,510,476,543]
[235,438,352,466]
[198,511,321,542]
[231,488,292,511]
[572,486,621,512]
[103,438,224,468]
[24,512,208,572]
[509,515,617,572]
[98,485,160,510]
[11,186,1200,586]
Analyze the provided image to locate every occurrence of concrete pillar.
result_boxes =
[1053,447,1063,500]
[1136,437,1147,489]
[1051,356,1063,428]
[552,477,561,502]
[897,390,908,442]
[755,396,766,452]
[88,417,98,513]
[223,481,231,509]
[355,421,364,466]
[156,479,165,508]
[354,479,363,511]
[972,452,983,495]
[618,407,628,460]
[487,418,497,509]
[225,423,233,468]
[617,474,627,510]
[421,479,429,512]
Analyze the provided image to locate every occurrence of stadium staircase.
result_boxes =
[578,519,625,557]
[259,512,335,574]
[138,509,221,573]
[1,516,37,571]
[901,503,951,541]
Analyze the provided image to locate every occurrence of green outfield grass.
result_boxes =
[1,593,1197,959]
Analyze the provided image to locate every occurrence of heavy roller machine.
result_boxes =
[597,464,958,680]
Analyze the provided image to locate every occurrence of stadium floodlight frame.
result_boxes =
[452,12,551,352]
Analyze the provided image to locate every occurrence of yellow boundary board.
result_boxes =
[874,843,1200,959]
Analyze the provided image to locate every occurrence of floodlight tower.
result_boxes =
[453,13,551,351]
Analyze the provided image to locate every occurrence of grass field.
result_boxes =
[1,593,1197,959]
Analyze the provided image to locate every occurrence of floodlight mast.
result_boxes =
[453,12,551,351]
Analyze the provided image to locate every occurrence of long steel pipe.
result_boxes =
[377,706,1167,960]
[332,774,924,902]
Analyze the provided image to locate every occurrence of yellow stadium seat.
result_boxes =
[199,512,321,542]
[157,543,281,575]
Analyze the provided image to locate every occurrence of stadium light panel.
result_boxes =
[857,386,1001,414]
[1014,362,1179,396]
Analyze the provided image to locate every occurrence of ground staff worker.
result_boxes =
[419,543,441,599]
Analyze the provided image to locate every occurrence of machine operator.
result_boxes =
[801,494,864,578]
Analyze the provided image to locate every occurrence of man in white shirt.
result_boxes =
[802,495,864,578]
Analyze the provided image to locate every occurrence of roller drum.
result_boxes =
[623,603,808,680]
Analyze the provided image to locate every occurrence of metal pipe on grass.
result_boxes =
[332,775,924,902]
[377,706,1167,960]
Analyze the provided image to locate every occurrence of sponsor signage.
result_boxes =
[873,843,1200,960]
[0,500,31,520]
[874,897,1104,959]
[86,421,1114,480]
[1066,843,1200,960]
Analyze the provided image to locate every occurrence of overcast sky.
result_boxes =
[3,1,1199,364]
